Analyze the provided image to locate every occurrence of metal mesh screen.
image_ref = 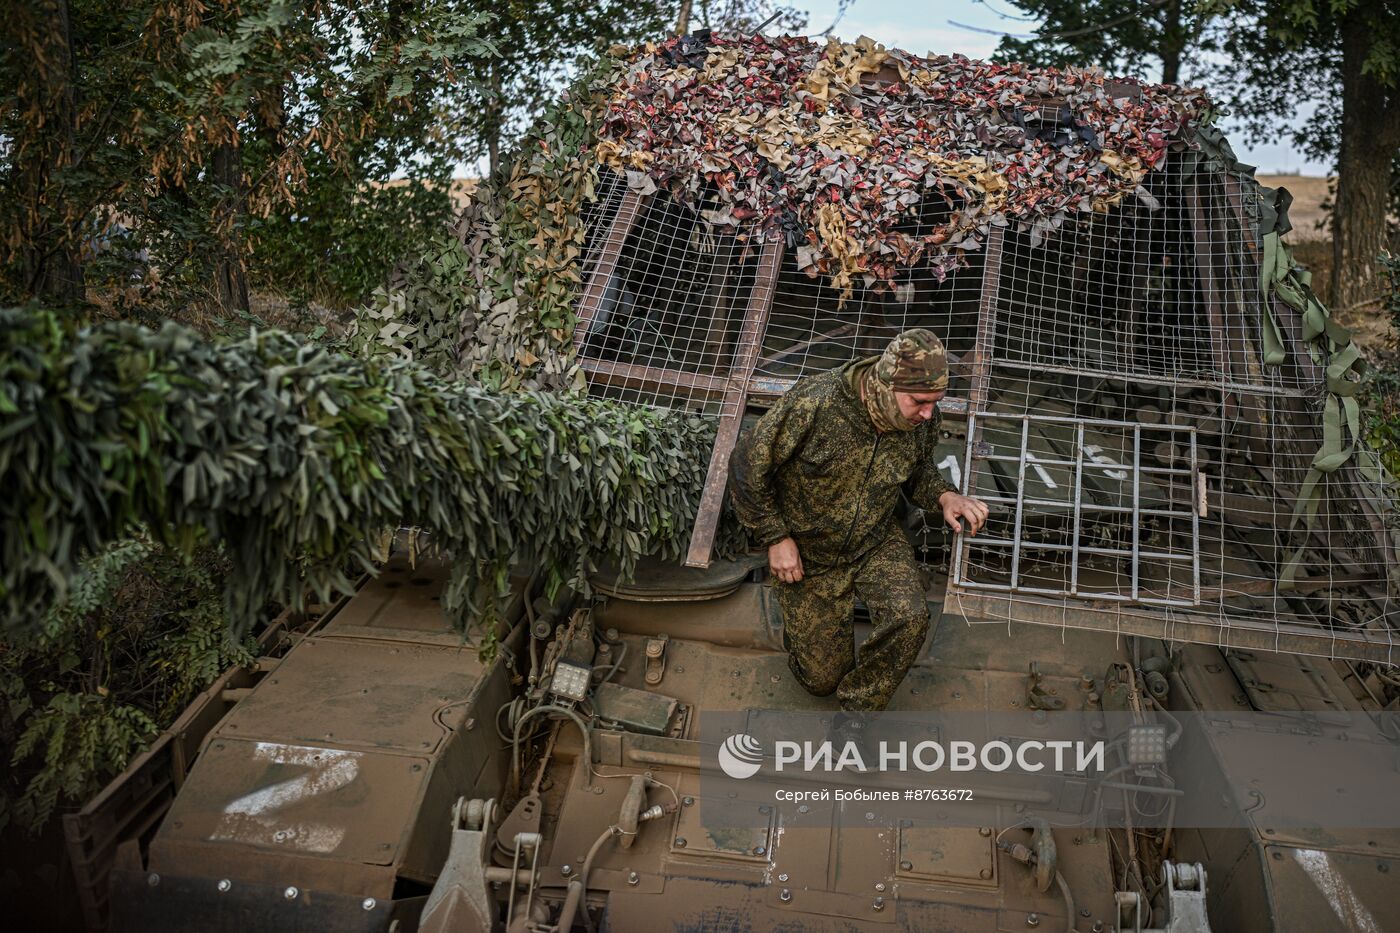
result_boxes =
[573,151,1398,661]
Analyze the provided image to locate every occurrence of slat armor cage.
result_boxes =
[570,74,1398,665]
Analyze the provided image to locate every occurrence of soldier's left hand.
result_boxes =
[938,492,989,536]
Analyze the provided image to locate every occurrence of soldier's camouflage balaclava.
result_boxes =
[861,328,949,432]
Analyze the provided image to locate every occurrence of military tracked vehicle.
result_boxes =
[69,32,1400,933]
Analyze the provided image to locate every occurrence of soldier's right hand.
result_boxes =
[769,537,804,584]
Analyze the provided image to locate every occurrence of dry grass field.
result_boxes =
[1257,174,1332,241]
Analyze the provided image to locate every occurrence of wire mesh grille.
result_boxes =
[573,154,1398,661]
[576,178,770,417]
[951,412,1202,608]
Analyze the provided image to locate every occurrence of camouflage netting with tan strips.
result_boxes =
[351,33,1217,390]
[595,32,1212,294]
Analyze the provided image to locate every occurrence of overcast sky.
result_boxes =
[800,0,1329,175]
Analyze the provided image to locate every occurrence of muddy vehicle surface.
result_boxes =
[91,548,1400,933]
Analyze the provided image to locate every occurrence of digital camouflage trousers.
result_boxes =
[774,532,930,712]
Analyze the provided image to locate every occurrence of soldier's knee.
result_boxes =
[788,653,844,697]
[887,611,930,660]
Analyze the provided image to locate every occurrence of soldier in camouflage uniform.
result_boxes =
[729,329,989,713]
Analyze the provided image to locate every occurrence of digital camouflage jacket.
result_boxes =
[729,359,957,570]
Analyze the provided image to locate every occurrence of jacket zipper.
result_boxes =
[836,433,882,564]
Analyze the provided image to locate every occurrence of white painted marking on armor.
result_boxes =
[210,743,361,854]
[938,454,962,490]
[1293,848,1380,933]
[1024,451,1057,490]
[1082,444,1129,481]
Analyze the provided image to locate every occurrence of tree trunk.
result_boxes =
[1159,0,1182,85]
[211,140,250,314]
[676,0,692,36]
[1332,9,1400,311]
[19,0,85,304]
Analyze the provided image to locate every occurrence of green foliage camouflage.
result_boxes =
[350,51,628,389]
[0,307,718,647]
[1,536,254,833]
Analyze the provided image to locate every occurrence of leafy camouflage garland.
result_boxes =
[0,308,716,642]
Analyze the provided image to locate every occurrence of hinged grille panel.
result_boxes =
[951,413,1202,607]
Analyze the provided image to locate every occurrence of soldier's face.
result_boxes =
[896,390,945,425]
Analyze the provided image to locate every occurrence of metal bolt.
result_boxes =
[675,666,685,673]
[865,812,875,821]
[1092,924,1104,933]
[284,887,299,900]
[979,826,992,836]
[778,873,789,883]
[900,860,913,871]
[683,796,695,806]
[1081,909,1092,918]
[217,879,231,893]
[674,837,687,848]
[362,898,377,911]
[779,888,792,902]
[875,882,886,892]
[754,846,766,856]
[979,868,992,880]
[627,872,640,886]
[873,896,886,912]
[1026,912,1040,927]
[147,874,160,887]
[273,830,289,842]
[771,674,781,684]
[798,805,810,814]
[561,864,573,876]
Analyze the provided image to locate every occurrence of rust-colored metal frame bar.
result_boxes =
[684,238,786,568]
[573,188,649,352]
[949,226,1006,586]
[579,357,728,400]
